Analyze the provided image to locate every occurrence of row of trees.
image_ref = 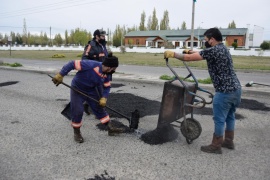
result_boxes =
[0,8,238,47]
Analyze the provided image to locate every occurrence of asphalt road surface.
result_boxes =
[1,58,270,86]
[0,69,270,180]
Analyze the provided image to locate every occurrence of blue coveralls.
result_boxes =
[59,60,111,128]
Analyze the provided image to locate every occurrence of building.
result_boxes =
[124,28,254,48]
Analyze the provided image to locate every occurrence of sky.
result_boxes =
[1,0,270,40]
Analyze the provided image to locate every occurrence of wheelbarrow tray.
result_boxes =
[157,80,196,127]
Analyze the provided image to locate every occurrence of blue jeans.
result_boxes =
[212,88,242,136]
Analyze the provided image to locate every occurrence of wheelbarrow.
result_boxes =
[157,59,213,144]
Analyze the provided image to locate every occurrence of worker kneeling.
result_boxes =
[52,53,123,143]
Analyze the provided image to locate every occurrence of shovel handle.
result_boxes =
[48,74,131,120]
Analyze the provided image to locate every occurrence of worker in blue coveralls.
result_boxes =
[52,53,123,143]
[81,29,111,115]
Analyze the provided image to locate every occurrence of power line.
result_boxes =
[1,0,108,19]
[0,0,80,15]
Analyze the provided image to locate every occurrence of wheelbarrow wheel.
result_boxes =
[180,118,202,142]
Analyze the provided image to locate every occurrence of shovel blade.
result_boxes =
[61,102,72,120]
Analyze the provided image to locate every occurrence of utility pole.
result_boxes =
[190,0,196,50]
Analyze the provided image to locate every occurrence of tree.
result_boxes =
[54,33,63,46]
[72,28,88,46]
[160,10,170,30]
[10,31,16,44]
[43,32,49,46]
[147,16,152,30]
[139,11,146,31]
[22,18,27,45]
[260,41,270,50]
[228,20,236,28]
[150,8,159,30]
[232,42,238,49]
[65,30,69,45]
[15,33,23,45]
[112,25,122,47]
[181,21,187,30]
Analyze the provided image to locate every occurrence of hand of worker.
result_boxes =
[52,73,63,86]
[164,51,175,59]
[182,49,192,54]
[99,97,107,107]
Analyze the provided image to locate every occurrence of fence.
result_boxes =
[0,45,270,57]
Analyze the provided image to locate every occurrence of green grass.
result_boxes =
[0,62,23,67]
[159,75,212,84]
[1,50,270,71]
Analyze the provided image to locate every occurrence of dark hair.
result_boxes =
[102,53,119,67]
[204,28,223,41]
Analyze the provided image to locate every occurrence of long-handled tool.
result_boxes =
[245,81,270,87]
[48,74,140,129]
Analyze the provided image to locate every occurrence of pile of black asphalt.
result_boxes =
[95,83,270,145]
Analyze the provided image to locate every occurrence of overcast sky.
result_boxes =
[1,0,270,40]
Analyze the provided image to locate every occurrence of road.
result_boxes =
[0,69,269,180]
[1,58,270,86]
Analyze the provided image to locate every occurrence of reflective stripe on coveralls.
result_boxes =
[100,115,110,124]
[74,60,82,70]
[71,122,82,128]
[84,45,105,58]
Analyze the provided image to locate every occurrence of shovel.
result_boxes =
[245,81,270,87]
[48,74,140,129]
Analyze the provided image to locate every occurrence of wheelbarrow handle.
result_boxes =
[197,87,214,104]
[47,74,131,121]
[185,91,206,109]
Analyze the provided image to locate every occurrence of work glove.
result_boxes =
[164,51,175,59]
[52,73,63,86]
[182,49,192,54]
[99,97,107,107]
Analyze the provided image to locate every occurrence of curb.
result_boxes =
[1,66,270,97]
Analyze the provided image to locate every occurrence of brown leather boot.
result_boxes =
[201,134,223,154]
[107,121,125,136]
[222,130,235,149]
[73,127,84,143]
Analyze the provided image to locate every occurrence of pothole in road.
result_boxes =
[86,170,115,180]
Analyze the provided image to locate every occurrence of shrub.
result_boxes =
[260,41,270,50]
[232,42,238,50]
[52,54,65,58]
[120,46,126,53]
[1,62,23,67]
[10,62,22,67]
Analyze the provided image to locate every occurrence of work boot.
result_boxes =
[201,134,223,154]
[106,121,125,136]
[222,130,235,149]
[83,102,91,115]
[73,127,84,143]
